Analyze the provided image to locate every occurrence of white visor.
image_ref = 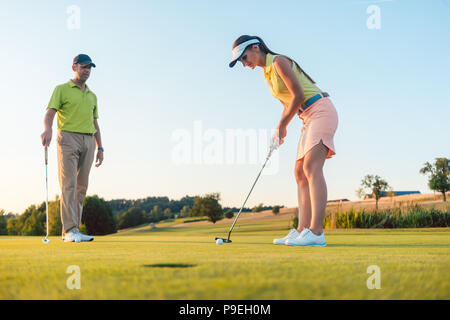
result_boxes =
[229,38,260,68]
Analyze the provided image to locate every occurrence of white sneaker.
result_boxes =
[76,231,94,242]
[63,230,82,243]
[285,228,326,247]
[273,229,302,245]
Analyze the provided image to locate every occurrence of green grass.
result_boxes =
[1,216,449,299]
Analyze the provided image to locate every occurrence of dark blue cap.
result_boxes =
[73,54,96,67]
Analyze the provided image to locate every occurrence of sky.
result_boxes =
[0,0,449,214]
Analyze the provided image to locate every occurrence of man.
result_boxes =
[40,54,104,242]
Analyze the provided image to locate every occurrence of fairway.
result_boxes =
[1,215,449,300]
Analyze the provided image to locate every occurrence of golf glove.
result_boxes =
[269,129,281,154]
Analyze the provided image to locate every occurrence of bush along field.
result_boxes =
[290,205,450,230]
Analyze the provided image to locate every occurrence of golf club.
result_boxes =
[215,143,278,244]
[42,147,50,244]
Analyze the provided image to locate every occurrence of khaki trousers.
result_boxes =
[57,130,96,235]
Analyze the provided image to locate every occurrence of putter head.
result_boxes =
[42,238,50,244]
[215,237,232,243]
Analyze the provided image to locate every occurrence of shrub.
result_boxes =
[116,206,145,230]
[189,193,223,224]
[82,195,117,235]
[272,206,280,215]
[224,210,234,219]
[292,216,298,230]
[323,205,450,229]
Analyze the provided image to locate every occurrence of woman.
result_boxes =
[229,35,338,247]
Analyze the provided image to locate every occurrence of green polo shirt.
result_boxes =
[47,80,98,134]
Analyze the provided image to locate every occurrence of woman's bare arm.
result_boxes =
[273,56,305,128]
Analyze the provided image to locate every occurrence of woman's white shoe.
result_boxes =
[285,229,326,247]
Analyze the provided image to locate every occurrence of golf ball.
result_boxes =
[216,239,223,245]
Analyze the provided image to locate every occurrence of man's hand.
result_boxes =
[41,108,56,147]
[95,150,104,167]
[41,129,53,147]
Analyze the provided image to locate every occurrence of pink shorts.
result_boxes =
[297,97,338,161]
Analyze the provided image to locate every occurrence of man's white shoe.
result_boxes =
[76,231,94,242]
[285,228,326,247]
[63,230,82,243]
[273,229,302,245]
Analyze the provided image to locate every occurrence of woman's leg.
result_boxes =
[294,159,312,232]
[303,140,329,235]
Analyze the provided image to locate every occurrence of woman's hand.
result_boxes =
[271,124,286,152]
[278,124,287,145]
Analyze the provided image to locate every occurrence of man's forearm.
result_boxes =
[44,108,57,130]
[94,130,102,148]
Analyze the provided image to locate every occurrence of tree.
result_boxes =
[7,218,19,235]
[82,195,117,235]
[0,210,7,235]
[180,205,190,218]
[360,174,390,210]
[148,205,163,222]
[108,195,195,216]
[420,158,450,202]
[224,209,234,219]
[189,193,223,224]
[22,208,45,236]
[117,206,145,230]
[189,197,203,217]
[48,196,62,236]
[272,206,280,215]
[163,208,172,219]
[355,187,365,200]
[252,203,264,213]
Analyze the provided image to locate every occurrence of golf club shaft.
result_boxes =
[227,154,272,240]
[45,147,49,239]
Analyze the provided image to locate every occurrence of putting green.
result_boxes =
[0,217,449,299]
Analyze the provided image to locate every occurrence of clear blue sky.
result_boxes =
[0,0,449,214]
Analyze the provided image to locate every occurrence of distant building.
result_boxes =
[364,191,421,199]
[327,199,350,203]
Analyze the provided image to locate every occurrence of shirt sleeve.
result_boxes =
[93,95,99,119]
[47,86,62,110]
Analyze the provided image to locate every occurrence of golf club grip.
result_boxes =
[45,147,48,165]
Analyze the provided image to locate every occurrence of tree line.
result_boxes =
[0,193,281,236]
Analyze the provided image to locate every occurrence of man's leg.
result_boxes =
[57,131,81,236]
[76,135,96,230]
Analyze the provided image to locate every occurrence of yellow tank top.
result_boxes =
[263,53,322,105]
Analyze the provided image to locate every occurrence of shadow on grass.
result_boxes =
[327,244,450,248]
[143,263,196,268]
[100,240,211,244]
